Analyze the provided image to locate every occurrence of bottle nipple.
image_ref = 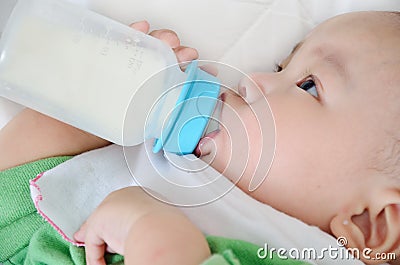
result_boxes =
[152,61,221,155]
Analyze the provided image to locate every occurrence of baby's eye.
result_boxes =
[297,77,319,98]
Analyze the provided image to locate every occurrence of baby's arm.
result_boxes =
[125,203,210,265]
[0,108,110,171]
[74,187,210,265]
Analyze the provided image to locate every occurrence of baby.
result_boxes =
[199,9,400,260]
[1,10,399,265]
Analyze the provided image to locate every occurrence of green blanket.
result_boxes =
[0,157,309,265]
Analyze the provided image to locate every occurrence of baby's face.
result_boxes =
[196,12,400,232]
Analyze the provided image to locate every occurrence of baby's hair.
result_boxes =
[383,11,400,29]
[367,11,400,183]
[388,11,400,15]
[388,11,400,183]
[373,133,400,182]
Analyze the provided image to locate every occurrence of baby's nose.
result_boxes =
[238,73,272,103]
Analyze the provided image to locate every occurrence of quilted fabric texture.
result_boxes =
[86,0,399,72]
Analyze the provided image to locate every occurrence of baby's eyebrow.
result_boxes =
[324,54,348,80]
[313,46,349,81]
[281,41,348,82]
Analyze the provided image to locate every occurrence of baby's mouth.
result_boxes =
[194,129,220,157]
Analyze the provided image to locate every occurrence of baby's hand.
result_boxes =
[73,188,135,264]
[130,21,199,66]
[73,187,165,264]
[74,186,210,265]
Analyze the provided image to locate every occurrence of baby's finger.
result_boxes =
[129,21,150,34]
[106,245,116,253]
[200,64,219,77]
[174,46,199,64]
[149,29,180,49]
[73,221,88,243]
[85,233,107,265]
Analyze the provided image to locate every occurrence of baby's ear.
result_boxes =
[330,196,400,264]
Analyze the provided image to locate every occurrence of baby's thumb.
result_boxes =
[73,221,88,243]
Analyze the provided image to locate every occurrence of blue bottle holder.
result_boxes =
[152,61,220,155]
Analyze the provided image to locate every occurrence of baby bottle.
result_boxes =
[0,0,221,155]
